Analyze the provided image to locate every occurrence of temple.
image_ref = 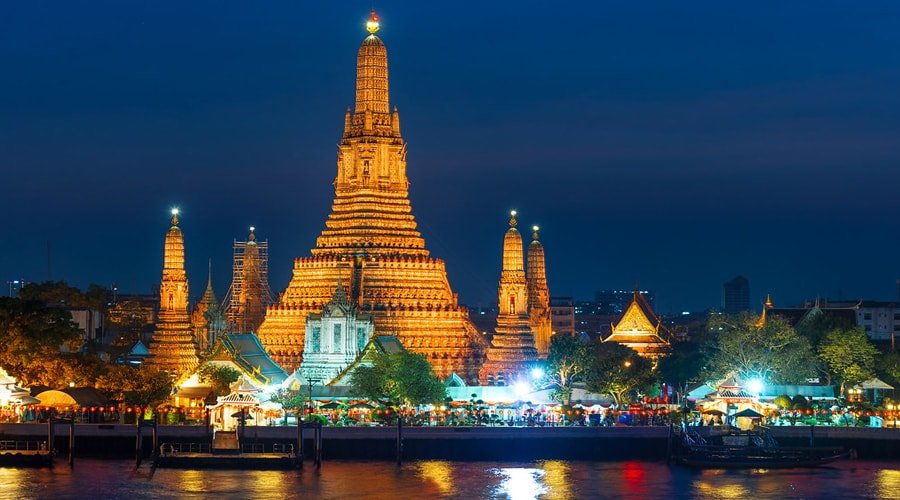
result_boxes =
[604,289,671,358]
[527,225,552,357]
[191,260,227,354]
[296,280,375,384]
[257,11,486,381]
[145,209,200,378]
[224,227,275,334]
[480,211,539,384]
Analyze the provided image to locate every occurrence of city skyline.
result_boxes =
[3,2,900,313]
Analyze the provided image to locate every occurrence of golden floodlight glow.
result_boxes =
[366,9,380,34]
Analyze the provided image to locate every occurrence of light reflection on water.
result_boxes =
[0,459,896,499]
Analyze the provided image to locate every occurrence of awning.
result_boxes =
[732,408,764,419]
[859,378,894,390]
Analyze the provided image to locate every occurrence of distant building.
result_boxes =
[595,290,655,315]
[5,280,27,298]
[767,298,900,345]
[549,296,576,337]
[722,276,750,314]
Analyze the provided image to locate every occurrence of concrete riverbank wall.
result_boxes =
[1,424,897,460]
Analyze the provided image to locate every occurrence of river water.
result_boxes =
[0,459,897,499]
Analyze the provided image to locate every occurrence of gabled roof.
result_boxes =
[605,290,669,351]
[328,335,406,386]
[208,333,288,386]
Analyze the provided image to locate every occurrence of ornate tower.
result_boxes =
[527,225,552,357]
[146,209,200,378]
[225,227,275,334]
[480,211,538,384]
[257,11,486,381]
[191,260,226,354]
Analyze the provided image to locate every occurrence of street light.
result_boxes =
[530,367,544,381]
[623,360,632,368]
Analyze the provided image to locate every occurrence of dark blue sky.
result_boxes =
[2,1,899,313]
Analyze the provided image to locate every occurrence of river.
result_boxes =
[0,459,897,499]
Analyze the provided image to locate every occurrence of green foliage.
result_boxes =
[796,311,851,348]
[817,326,879,394]
[269,387,305,424]
[0,297,87,387]
[582,342,657,406]
[96,365,174,408]
[791,395,809,410]
[657,340,704,393]
[198,364,242,396]
[773,394,792,409]
[546,334,592,404]
[349,351,446,405]
[705,313,816,384]
[877,351,900,387]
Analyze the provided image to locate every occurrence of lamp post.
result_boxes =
[306,377,320,415]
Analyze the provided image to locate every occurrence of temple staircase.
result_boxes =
[211,430,240,455]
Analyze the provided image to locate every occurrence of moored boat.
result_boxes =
[671,425,849,469]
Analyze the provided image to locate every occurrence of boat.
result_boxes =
[671,425,849,468]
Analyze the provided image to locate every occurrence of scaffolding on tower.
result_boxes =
[223,229,276,334]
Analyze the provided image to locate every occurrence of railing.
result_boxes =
[272,443,294,455]
[241,443,265,453]
[159,442,211,456]
[0,440,47,452]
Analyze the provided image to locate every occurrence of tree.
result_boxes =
[546,334,592,404]
[877,351,900,387]
[97,365,174,410]
[0,298,83,387]
[773,394,792,409]
[796,311,851,349]
[657,340,705,404]
[198,364,242,396]
[269,387,305,425]
[349,351,446,406]
[817,327,880,395]
[583,342,657,406]
[705,313,816,384]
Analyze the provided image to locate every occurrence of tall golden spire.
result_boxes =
[502,211,524,274]
[480,211,537,384]
[147,208,199,379]
[257,11,487,382]
[527,225,551,356]
[355,9,389,115]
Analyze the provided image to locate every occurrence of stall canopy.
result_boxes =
[36,388,109,407]
[859,379,894,390]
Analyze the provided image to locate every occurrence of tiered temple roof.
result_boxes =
[480,211,539,384]
[145,210,200,379]
[257,11,486,382]
[604,289,670,358]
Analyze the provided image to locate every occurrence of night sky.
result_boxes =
[2,1,899,313]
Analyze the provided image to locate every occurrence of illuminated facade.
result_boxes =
[604,290,670,358]
[146,210,200,378]
[296,281,374,384]
[480,211,539,384]
[526,226,552,356]
[257,11,486,381]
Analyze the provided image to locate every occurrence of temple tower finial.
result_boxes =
[356,9,389,115]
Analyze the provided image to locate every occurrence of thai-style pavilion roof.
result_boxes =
[209,332,288,386]
[604,290,670,356]
[328,335,406,386]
